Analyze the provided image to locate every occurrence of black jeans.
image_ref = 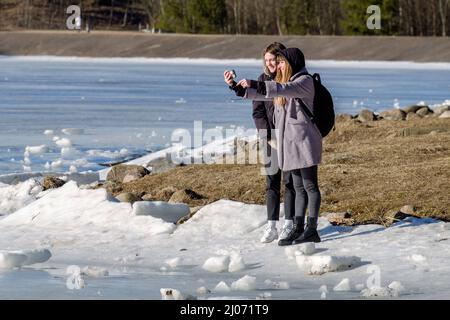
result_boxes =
[284,166,321,223]
[264,142,282,221]
[266,169,282,221]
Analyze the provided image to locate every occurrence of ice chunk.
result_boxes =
[51,160,63,168]
[296,255,362,275]
[175,98,187,104]
[228,252,245,272]
[0,178,42,215]
[333,278,351,292]
[202,256,230,273]
[62,128,84,135]
[19,248,51,265]
[26,145,48,155]
[132,201,190,223]
[55,138,72,147]
[296,243,316,256]
[231,275,257,291]
[409,254,426,263]
[44,130,54,135]
[0,252,27,269]
[61,147,80,158]
[213,281,231,293]
[0,248,51,269]
[82,266,109,278]
[23,157,31,166]
[196,287,210,295]
[165,257,181,269]
[69,165,78,173]
[388,281,405,295]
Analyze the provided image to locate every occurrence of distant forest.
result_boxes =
[0,0,449,36]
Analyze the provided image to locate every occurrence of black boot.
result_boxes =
[278,216,305,246]
[292,217,321,244]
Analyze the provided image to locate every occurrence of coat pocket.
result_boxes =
[287,116,307,125]
[287,102,308,124]
[285,119,307,141]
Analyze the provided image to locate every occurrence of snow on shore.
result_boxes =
[0,249,51,269]
[0,178,449,298]
[0,179,42,215]
[1,181,175,236]
[1,131,450,299]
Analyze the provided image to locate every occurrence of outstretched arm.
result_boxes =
[252,75,271,132]
[265,78,314,99]
[238,77,314,100]
[236,79,273,101]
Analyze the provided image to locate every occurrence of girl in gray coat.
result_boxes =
[228,48,322,245]
[225,42,299,244]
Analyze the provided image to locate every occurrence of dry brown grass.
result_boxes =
[120,117,450,224]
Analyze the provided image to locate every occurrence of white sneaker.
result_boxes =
[279,225,294,241]
[260,226,278,243]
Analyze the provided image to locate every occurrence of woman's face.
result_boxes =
[277,59,286,75]
[264,52,277,74]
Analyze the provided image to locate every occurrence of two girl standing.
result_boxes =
[224,45,322,245]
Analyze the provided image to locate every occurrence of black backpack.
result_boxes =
[297,73,335,138]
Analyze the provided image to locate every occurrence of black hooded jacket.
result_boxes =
[251,72,275,140]
[249,48,306,96]
[278,48,306,75]
[230,73,275,140]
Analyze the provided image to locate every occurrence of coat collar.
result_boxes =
[290,67,309,81]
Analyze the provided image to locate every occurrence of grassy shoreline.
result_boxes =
[113,116,450,225]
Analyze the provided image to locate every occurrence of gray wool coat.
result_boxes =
[245,68,322,172]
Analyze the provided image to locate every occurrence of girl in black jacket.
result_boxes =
[224,42,296,244]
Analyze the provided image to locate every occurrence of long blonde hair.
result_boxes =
[274,55,293,107]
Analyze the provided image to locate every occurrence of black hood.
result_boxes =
[278,48,306,75]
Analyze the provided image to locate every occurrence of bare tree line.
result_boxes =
[0,0,448,36]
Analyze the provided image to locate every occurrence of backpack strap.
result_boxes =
[296,98,315,123]
[295,73,316,124]
[311,73,321,84]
